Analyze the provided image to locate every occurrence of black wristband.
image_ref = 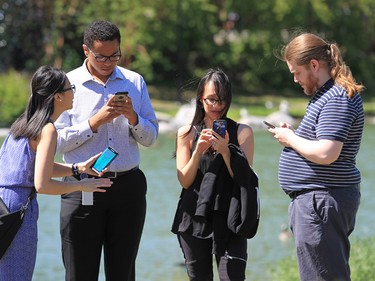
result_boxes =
[72,163,80,176]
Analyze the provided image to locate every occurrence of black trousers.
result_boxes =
[60,169,147,281]
[178,232,247,281]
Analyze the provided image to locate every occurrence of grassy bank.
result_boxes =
[269,236,375,281]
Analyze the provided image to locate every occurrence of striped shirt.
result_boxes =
[279,79,364,193]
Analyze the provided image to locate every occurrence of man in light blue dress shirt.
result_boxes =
[55,20,158,281]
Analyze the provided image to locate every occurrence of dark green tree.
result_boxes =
[1,0,374,97]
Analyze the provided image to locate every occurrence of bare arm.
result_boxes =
[176,126,212,189]
[270,126,343,164]
[51,153,106,178]
[33,124,112,194]
[237,124,254,166]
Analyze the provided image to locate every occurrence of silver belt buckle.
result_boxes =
[108,171,117,179]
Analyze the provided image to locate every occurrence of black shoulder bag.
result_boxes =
[0,189,35,259]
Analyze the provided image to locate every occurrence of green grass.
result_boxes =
[269,236,375,281]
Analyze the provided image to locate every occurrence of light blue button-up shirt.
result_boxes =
[55,61,158,172]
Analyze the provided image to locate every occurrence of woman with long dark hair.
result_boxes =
[0,66,112,280]
[172,68,257,280]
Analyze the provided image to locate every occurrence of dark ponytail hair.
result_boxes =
[10,65,67,140]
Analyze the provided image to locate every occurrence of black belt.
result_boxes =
[95,167,139,178]
[74,166,139,180]
[288,184,360,200]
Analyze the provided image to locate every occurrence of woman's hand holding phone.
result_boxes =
[194,128,214,155]
[90,147,119,174]
[210,120,229,154]
[213,119,227,138]
[77,153,107,177]
[79,147,118,176]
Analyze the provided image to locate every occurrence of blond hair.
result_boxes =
[280,33,364,97]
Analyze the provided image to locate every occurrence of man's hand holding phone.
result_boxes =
[111,91,138,126]
[263,120,276,129]
[264,120,297,148]
[88,97,122,132]
[113,91,128,103]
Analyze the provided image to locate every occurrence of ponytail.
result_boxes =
[279,32,364,97]
[328,43,364,97]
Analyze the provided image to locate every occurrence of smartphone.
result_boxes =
[213,119,227,138]
[90,147,119,174]
[113,91,128,102]
[263,120,276,129]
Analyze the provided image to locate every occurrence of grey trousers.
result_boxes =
[288,186,360,281]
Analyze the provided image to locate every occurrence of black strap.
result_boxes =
[225,118,240,146]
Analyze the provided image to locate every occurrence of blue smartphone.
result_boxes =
[213,119,227,138]
[90,147,119,174]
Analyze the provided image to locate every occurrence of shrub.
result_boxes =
[0,70,30,127]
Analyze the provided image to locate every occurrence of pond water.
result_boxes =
[28,124,375,281]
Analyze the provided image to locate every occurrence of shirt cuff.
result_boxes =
[128,113,140,129]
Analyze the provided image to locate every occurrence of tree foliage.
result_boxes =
[0,0,374,99]
[0,69,30,127]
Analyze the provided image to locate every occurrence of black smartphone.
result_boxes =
[213,119,227,138]
[91,147,119,174]
[263,120,276,129]
[114,91,128,102]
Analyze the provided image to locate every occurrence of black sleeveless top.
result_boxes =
[171,118,239,238]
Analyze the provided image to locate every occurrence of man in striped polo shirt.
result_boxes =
[269,32,365,281]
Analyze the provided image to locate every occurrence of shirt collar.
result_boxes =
[319,78,334,92]
[310,78,334,102]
